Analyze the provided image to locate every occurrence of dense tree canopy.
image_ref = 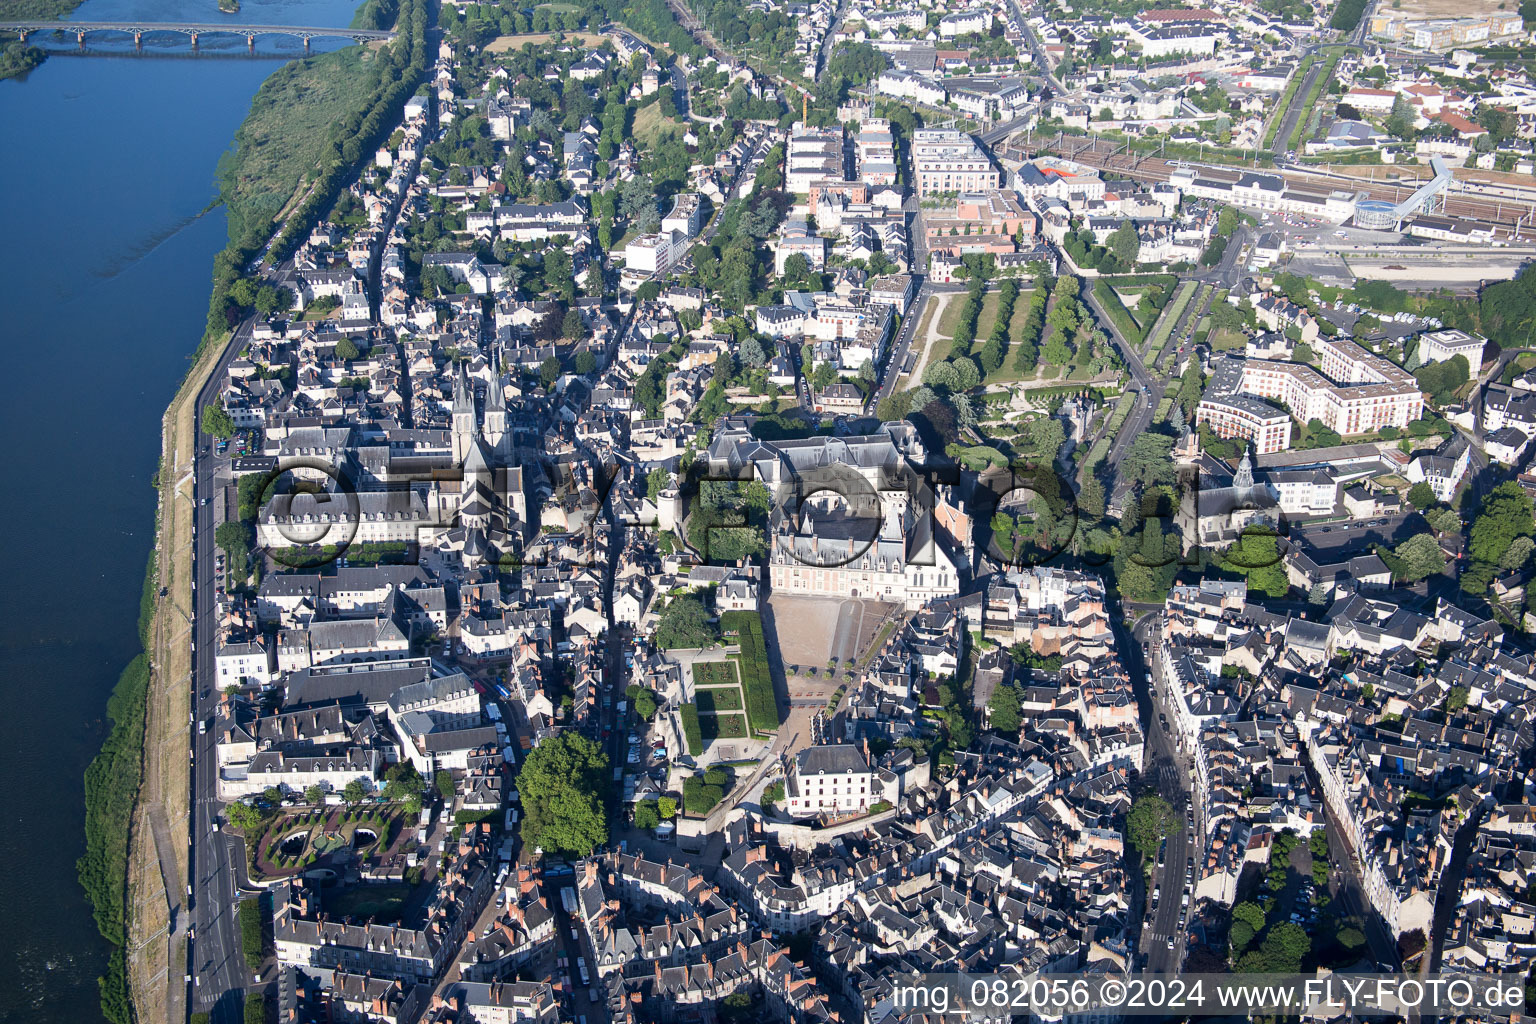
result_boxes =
[1126,795,1174,859]
[1470,481,1536,565]
[1390,532,1447,582]
[655,596,719,650]
[516,732,609,857]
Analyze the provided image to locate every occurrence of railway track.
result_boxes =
[1015,137,1534,229]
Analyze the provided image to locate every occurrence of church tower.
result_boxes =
[484,353,508,453]
[1234,449,1255,490]
[452,362,477,465]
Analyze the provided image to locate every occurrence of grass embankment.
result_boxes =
[202,0,431,351]
[79,651,150,1024]
[722,611,779,736]
[1144,281,1200,364]
[217,48,395,248]
[1289,52,1344,153]
[113,298,238,1024]
[1094,279,1147,345]
[1265,56,1314,149]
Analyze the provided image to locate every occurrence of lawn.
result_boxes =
[325,882,413,923]
[980,294,1046,385]
[936,288,1007,341]
[701,713,748,741]
[1208,322,1247,350]
[721,610,779,736]
[693,661,739,687]
[697,688,743,714]
[631,101,682,149]
[972,290,1008,341]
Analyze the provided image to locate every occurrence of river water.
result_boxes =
[0,0,357,1018]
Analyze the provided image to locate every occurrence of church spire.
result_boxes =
[451,361,478,465]
[1235,449,1254,490]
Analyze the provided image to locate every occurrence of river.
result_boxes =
[0,0,357,1018]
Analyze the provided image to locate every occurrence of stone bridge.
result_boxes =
[1,20,394,52]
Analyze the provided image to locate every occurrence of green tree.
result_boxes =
[203,400,236,439]
[1232,900,1267,934]
[683,775,725,815]
[225,801,263,832]
[1391,532,1447,582]
[1230,919,1257,954]
[987,684,1022,733]
[516,732,609,856]
[655,596,719,649]
[573,350,597,375]
[1079,478,1106,519]
[382,761,424,802]
[539,355,561,388]
[1425,507,1461,534]
[657,796,677,819]
[1042,331,1072,367]
[1446,685,1469,712]
[1386,94,1416,139]
[1119,433,1177,488]
[1470,481,1536,565]
[633,800,660,830]
[647,467,670,502]
[1501,534,1535,571]
[343,780,367,804]
[1177,361,1204,417]
[1407,481,1437,510]
[1462,559,1498,595]
[303,785,324,805]
[435,770,454,802]
[1126,794,1174,858]
[1222,529,1289,598]
[1107,220,1140,266]
[634,688,658,720]
[335,336,360,361]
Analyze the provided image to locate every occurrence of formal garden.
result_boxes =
[683,653,753,754]
[249,804,408,881]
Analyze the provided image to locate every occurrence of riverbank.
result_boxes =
[104,5,434,1020]
[123,322,231,1024]
[0,0,87,81]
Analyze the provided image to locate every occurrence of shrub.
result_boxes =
[683,775,725,815]
[681,703,703,754]
[1093,280,1146,345]
[722,611,779,734]
[238,898,266,970]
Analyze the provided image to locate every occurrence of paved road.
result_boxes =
[1001,0,1064,96]
[669,61,689,119]
[189,310,268,1023]
[812,0,849,82]
[1079,277,1167,475]
[1269,2,1373,162]
[1129,613,1200,972]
